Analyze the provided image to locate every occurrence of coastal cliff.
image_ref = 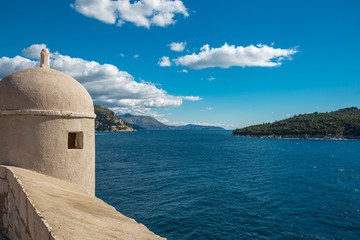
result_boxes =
[233,107,360,139]
[94,105,134,132]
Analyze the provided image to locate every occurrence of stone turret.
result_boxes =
[0,49,164,240]
[0,49,96,195]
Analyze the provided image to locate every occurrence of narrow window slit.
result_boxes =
[68,132,83,149]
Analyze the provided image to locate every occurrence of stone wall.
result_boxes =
[0,165,164,240]
[0,166,55,239]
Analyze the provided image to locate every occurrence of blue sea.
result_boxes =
[95,130,360,240]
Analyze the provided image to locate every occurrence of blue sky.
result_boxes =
[1,0,359,129]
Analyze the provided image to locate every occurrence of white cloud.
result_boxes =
[120,53,125,57]
[157,118,169,123]
[174,43,298,69]
[207,76,215,81]
[0,44,201,110]
[22,44,47,59]
[158,56,171,67]
[112,106,164,117]
[0,56,37,78]
[169,41,186,52]
[181,96,202,101]
[206,107,214,111]
[286,113,291,117]
[177,69,188,73]
[133,54,140,59]
[72,0,189,28]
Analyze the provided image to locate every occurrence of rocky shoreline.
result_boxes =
[234,133,360,140]
[96,128,135,133]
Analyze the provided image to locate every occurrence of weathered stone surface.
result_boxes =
[0,233,6,240]
[40,48,50,69]
[16,216,28,240]
[0,168,6,179]
[0,180,3,194]
[49,232,58,240]
[7,224,15,240]
[2,214,8,229]
[34,213,50,240]
[19,189,28,223]
[27,199,36,239]
[8,191,16,222]
[3,180,8,194]
[8,172,20,208]
[1,166,165,240]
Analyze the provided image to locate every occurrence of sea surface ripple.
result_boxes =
[95,130,360,240]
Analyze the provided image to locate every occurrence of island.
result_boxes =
[233,107,360,139]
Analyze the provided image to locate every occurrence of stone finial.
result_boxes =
[40,48,50,68]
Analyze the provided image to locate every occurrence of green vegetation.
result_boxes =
[233,107,360,138]
[94,105,133,132]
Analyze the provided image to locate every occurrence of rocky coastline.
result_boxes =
[94,104,134,132]
[236,134,360,140]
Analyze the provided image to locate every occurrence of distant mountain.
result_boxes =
[94,105,133,132]
[119,114,170,130]
[233,107,360,139]
[118,114,225,130]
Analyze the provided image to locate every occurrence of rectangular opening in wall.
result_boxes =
[68,132,83,149]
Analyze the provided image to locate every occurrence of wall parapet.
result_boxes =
[0,166,55,239]
[0,165,165,240]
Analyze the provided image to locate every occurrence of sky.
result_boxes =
[0,0,359,129]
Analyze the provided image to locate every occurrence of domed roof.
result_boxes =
[0,67,94,117]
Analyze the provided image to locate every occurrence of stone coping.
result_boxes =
[0,109,96,119]
[0,165,165,240]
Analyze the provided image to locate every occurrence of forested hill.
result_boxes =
[94,105,134,132]
[233,107,360,139]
